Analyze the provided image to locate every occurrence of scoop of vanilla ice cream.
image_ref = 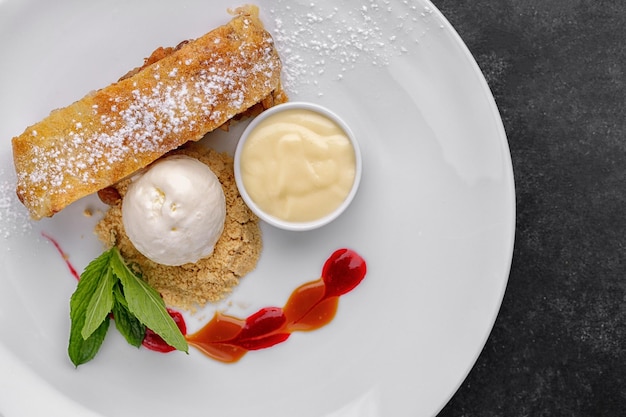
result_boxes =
[122,155,226,266]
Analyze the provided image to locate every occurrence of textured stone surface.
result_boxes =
[431,0,626,416]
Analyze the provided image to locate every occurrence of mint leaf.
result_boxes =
[69,316,110,366]
[112,283,146,348]
[82,267,116,339]
[110,248,188,353]
[68,249,114,366]
[113,280,128,307]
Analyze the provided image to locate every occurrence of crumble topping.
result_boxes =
[95,144,262,310]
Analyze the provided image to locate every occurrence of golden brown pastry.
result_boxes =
[12,5,285,220]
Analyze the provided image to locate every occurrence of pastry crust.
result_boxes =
[12,5,285,220]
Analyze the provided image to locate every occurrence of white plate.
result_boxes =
[0,1,515,416]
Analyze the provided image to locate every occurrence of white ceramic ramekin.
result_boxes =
[234,101,362,231]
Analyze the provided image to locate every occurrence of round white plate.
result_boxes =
[0,1,515,416]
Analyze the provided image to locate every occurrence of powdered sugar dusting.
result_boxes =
[0,168,33,239]
[268,0,442,95]
[15,25,281,218]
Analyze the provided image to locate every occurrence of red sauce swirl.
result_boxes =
[185,248,367,362]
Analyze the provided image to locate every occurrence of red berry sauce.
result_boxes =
[42,232,80,280]
[185,248,367,363]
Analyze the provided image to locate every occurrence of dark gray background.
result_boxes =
[431,1,626,416]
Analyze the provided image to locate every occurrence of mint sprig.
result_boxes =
[68,247,188,366]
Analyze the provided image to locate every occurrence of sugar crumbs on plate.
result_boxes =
[95,143,262,311]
